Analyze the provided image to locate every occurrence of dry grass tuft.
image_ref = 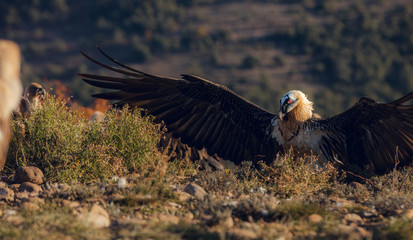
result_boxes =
[258,150,339,197]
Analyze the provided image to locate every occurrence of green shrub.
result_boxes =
[7,95,163,183]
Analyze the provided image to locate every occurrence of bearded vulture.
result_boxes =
[0,40,23,170]
[79,48,413,174]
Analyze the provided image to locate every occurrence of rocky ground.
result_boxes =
[1,164,413,239]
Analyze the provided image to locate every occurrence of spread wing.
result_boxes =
[314,94,413,173]
[78,48,281,164]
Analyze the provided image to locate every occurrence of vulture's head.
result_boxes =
[24,83,46,105]
[279,90,313,121]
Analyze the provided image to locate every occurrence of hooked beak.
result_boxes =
[278,102,289,120]
[278,111,285,120]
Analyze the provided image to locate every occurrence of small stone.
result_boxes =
[116,177,128,189]
[183,212,194,222]
[6,215,23,225]
[0,187,14,201]
[29,197,45,205]
[184,183,207,199]
[343,213,362,224]
[177,191,192,201]
[9,184,20,192]
[228,229,257,239]
[222,217,234,228]
[19,182,42,193]
[22,202,40,211]
[356,226,371,238]
[158,213,180,224]
[79,204,110,228]
[14,191,30,200]
[58,183,71,191]
[55,199,80,208]
[349,182,367,191]
[404,209,413,219]
[15,166,44,184]
[394,209,403,215]
[308,214,323,223]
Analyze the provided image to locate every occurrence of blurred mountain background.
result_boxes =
[1,0,413,115]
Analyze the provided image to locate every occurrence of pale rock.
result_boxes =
[9,184,20,191]
[22,202,40,211]
[18,182,42,194]
[58,183,71,191]
[394,209,403,215]
[158,213,180,225]
[404,209,413,219]
[0,186,14,201]
[184,183,206,199]
[183,212,194,222]
[349,182,367,191]
[6,215,23,225]
[222,217,234,228]
[177,190,192,201]
[228,228,257,239]
[79,204,110,228]
[15,166,44,184]
[28,197,45,205]
[343,213,362,225]
[14,191,29,200]
[116,177,128,189]
[55,199,80,208]
[308,213,323,223]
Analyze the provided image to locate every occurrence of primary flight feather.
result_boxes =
[79,48,413,174]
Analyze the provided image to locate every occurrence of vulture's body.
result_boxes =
[79,48,413,174]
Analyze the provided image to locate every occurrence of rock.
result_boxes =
[308,214,323,223]
[18,182,42,194]
[158,213,180,224]
[183,212,194,223]
[6,215,23,225]
[222,217,234,228]
[349,182,367,191]
[22,202,40,211]
[15,166,44,184]
[228,229,257,239]
[184,183,207,199]
[79,204,110,228]
[394,209,403,215]
[343,213,362,225]
[177,190,192,201]
[9,184,20,192]
[54,199,80,208]
[0,187,14,201]
[14,191,30,200]
[116,177,128,189]
[404,209,413,219]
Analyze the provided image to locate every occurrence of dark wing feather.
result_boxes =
[79,48,281,164]
[313,94,413,173]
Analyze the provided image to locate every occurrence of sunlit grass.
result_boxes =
[7,95,163,183]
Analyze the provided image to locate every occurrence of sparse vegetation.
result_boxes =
[2,95,412,238]
[7,95,162,183]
